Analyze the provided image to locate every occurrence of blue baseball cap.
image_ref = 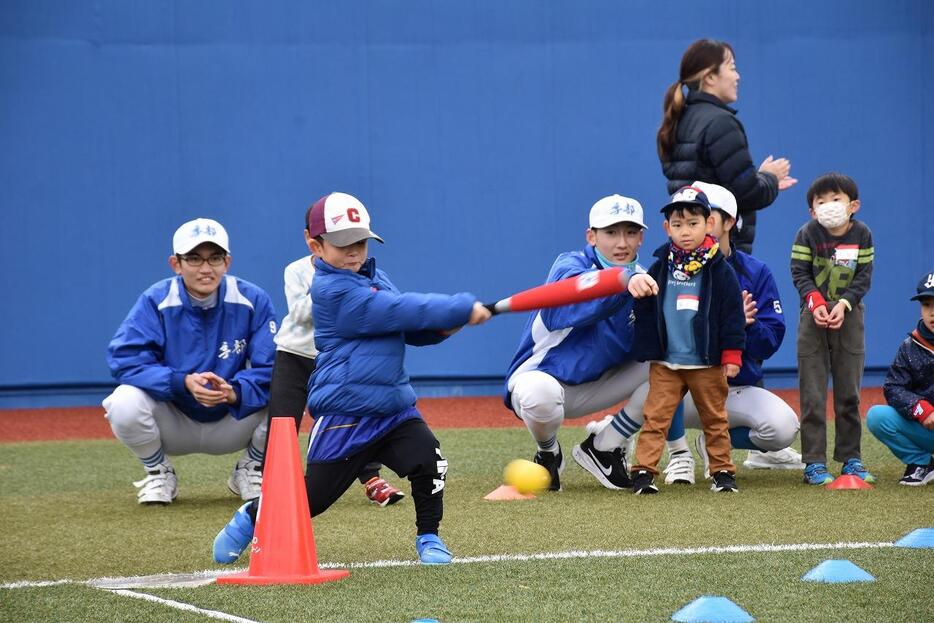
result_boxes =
[661,185,712,215]
[911,270,934,301]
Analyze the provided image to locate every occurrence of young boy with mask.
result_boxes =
[791,172,875,485]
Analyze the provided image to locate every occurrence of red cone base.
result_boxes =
[826,474,874,490]
[217,417,349,585]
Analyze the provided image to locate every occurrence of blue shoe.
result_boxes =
[415,534,452,565]
[213,502,255,564]
[803,463,835,485]
[841,458,876,484]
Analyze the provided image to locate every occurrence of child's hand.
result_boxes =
[742,290,758,326]
[722,364,740,378]
[826,302,847,330]
[468,301,493,325]
[812,305,830,328]
[628,273,658,299]
[924,413,934,430]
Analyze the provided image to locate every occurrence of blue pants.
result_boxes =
[866,405,934,466]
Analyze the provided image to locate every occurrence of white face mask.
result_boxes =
[815,201,849,229]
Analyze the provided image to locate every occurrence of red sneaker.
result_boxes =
[364,477,406,507]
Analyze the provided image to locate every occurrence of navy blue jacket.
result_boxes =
[661,90,778,251]
[883,330,934,420]
[633,243,746,366]
[308,256,475,419]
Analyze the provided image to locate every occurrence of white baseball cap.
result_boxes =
[589,194,647,230]
[307,192,384,247]
[692,181,737,219]
[172,218,230,254]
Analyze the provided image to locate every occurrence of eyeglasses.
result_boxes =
[177,253,227,267]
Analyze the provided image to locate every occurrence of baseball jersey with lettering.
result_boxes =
[107,275,277,423]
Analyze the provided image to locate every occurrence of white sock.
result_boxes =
[594,409,640,452]
[537,435,560,454]
[666,436,689,455]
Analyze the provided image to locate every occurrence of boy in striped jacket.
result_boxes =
[790,172,874,485]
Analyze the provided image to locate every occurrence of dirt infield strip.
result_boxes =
[0,388,884,443]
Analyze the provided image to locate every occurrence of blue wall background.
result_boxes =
[1,1,932,406]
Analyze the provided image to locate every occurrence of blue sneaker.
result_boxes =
[841,458,876,484]
[415,534,452,565]
[803,463,835,485]
[213,502,255,564]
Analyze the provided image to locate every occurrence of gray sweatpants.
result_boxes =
[796,304,865,464]
[103,384,268,462]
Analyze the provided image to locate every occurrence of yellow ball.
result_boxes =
[503,459,550,494]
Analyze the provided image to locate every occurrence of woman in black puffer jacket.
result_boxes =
[657,39,796,253]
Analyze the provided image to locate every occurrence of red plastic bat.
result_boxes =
[484,267,630,315]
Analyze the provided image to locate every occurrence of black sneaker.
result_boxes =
[572,433,631,490]
[899,461,934,486]
[631,470,659,495]
[533,446,565,491]
[710,470,738,493]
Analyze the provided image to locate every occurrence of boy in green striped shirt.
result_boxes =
[791,172,875,485]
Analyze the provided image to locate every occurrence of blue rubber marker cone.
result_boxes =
[671,596,755,622]
[217,417,349,585]
[895,527,934,548]
[801,559,874,583]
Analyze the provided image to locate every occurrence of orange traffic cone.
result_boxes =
[217,417,349,585]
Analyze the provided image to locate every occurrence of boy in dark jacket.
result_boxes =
[214,192,491,566]
[628,186,746,494]
[866,270,934,485]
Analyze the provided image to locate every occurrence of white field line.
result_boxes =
[323,540,898,569]
[1,539,895,589]
[108,589,261,623]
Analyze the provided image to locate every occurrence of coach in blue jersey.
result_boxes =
[504,195,657,491]
[104,218,277,505]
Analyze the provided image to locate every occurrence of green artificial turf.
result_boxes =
[1,426,932,622]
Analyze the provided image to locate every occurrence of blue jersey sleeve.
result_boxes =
[743,263,785,361]
[228,290,277,420]
[107,293,186,401]
[538,259,631,331]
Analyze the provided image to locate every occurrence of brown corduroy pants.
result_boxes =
[632,363,735,475]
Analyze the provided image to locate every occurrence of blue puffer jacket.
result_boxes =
[633,243,746,365]
[883,329,934,420]
[503,245,639,409]
[107,275,277,422]
[308,257,475,419]
[725,247,785,386]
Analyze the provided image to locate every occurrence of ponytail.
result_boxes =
[656,39,734,163]
[657,80,685,161]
